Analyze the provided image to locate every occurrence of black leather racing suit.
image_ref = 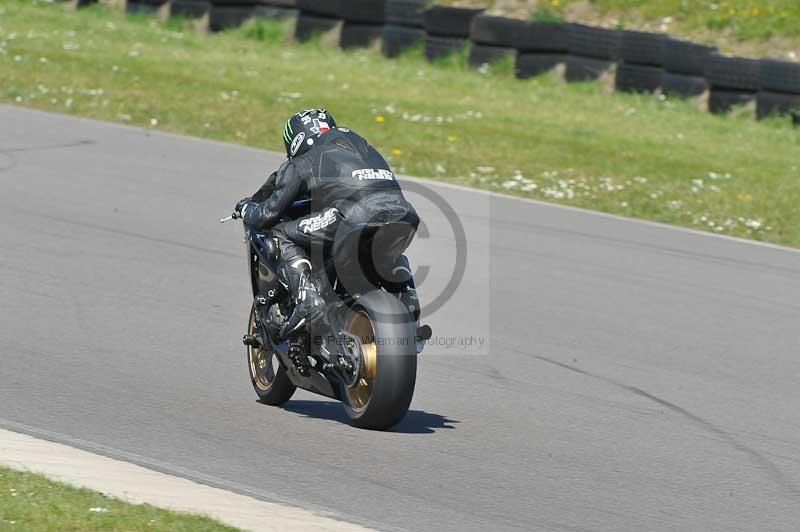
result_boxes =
[243,128,419,295]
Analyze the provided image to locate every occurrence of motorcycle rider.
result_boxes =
[235,109,420,340]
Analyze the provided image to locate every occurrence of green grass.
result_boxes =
[446,0,800,54]
[1,0,799,247]
[0,465,239,531]
[557,0,800,42]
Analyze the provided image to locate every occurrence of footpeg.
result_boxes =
[288,340,310,376]
[242,334,261,348]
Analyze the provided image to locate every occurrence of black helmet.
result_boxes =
[283,108,337,158]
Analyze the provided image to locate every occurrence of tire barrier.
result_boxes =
[468,15,521,68]
[756,91,800,120]
[254,5,298,20]
[423,6,484,38]
[338,0,385,48]
[468,44,515,68]
[513,21,569,53]
[515,53,566,79]
[424,34,467,61]
[340,21,383,49]
[470,14,524,48]
[708,89,755,114]
[382,24,425,57]
[208,1,298,33]
[67,0,98,8]
[705,53,761,92]
[760,59,800,94]
[757,59,800,120]
[660,38,715,98]
[385,0,428,27]
[382,0,429,57]
[513,21,569,79]
[296,0,338,18]
[619,30,663,67]
[568,23,620,60]
[705,53,760,114]
[294,0,341,42]
[565,55,614,83]
[423,5,482,61]
[615,62,662,94]
[125,0,167,14]
[294,12,340,42]
[209,3,255,32]
[661,71,708,98]
[165,0,211,19]
[567,24,619,81]
[662,38,716,76]
[100,0,800,125]
[339,0,384,24]
[615,30,664,93]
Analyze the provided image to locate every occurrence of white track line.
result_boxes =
[0,428,374,532]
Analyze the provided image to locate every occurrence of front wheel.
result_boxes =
[343,291,417,430]
[247,304,296,405]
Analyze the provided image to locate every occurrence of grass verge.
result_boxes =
[0,465,239,531]
[557,0,800,44]
[446,0,800,56]
[1,0,799,247]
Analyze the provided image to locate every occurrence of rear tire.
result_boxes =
[342,292,417,430]
[247,304,296,405]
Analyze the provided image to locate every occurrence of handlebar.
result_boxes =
[219,212,241,224]
[220,197,312,224]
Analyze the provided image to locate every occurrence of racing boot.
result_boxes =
[279,260,324,339]
[400,285,420,322]
[287,336,310,376]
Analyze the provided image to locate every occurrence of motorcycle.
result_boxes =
[222,199,432,430]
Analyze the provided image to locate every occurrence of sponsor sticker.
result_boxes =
[299,208,338,234]
[352,169,395,181]
[290,132,306,155]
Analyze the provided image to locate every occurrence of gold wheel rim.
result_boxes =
[248,308,275,391]
[345,310,377,412]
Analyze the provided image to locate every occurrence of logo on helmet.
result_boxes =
[290,132,306,156]
[310,118,330,135]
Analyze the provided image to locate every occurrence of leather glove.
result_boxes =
[234,197,252,218]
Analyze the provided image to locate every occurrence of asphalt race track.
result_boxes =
[2,105,800,532]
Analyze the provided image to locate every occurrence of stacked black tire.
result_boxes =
[166,0,211,20]
[467,15,522,68]
[513,21,569,79]
[209,1,297,33]
[339,1,386,49]
[254,0,299,21]
[566,24,619,82]
[661,38,715,98]
[295,0,341,42]
[705,53,760,113]
[382,0,429,57]
[423,5,483,61]
[68,0,98,8]
[615,30,664,93]
[209,1,254,31]
[125,0,168,14]
[757,59,800,121]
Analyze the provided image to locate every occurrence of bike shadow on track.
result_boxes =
[267,400,459,434]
